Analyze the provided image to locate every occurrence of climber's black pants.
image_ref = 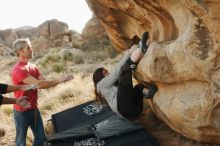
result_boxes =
[117,58,145,121]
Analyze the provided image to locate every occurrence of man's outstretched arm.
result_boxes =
[22,74,73,89]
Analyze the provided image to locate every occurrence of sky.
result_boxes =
[0,0,93,33]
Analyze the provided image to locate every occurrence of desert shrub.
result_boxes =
[61,49,84,64]
[72,54,84,64]
[82,38,118,63]
[45,53,61,62]
[51,62,67,73]
[85,51,110,63]
[62,51,74,61]
[72,42,82,49]
[62,51,84,64]
[107,46,118,58]
[94,52,108,61]
[38,53,61,68]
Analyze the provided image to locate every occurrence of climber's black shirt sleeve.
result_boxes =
[0,83,8,94]
[0,95,3,105]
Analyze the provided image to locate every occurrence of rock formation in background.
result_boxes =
[82,16,108,42]
[86,0,220,144]
[0,29,18,48]
[81,16,112,51]
[0,18,110,56]
[32,19,70,54]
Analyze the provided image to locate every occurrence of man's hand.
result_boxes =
[59,74,74,83]
[16,96,31,108]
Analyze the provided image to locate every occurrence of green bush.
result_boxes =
[62,52,74,61]
[46,53,61,62]
[72,54,84,64]
[38,53,61,68]
[51,63,67,73]
[62,51,84,64]
[107,47,118,58]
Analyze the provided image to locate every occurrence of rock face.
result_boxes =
[81,16,112,51]
[0,29,18,48]
[82,16,108,42]
[0,19,82,56]
[0,18,110,56]
[86,0,220,144]
[32,19,71,55]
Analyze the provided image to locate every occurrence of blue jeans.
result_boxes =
[13,109,45,146]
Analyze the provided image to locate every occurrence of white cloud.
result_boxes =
[0,0,93,33]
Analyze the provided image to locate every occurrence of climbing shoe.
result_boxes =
[138,31,149,53]
[143,83,158,99]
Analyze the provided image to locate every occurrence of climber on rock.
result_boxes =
[92,32,158,121]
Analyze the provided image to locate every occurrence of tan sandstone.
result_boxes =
[86,0,220,144]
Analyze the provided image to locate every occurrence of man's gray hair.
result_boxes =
[13,38,31,53]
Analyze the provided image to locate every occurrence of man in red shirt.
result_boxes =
[11,38,73,146]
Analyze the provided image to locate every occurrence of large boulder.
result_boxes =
[69,30,82,48]
[38,19,69,39]
[0,27,38,53]
[28,19,73,55]
[82,16,108,42]
[81,16,114,52]
[0,19,84,57]
[0,29,18,47]
[0,44,13,56]
[31,36,55,55]
[16,26,37,38]
[86,0,220,144]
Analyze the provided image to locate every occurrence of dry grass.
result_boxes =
[1,106,13,116]
[0,49,121,146]
[38,73,95,116]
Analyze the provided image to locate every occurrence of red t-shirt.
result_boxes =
[11,61,41,111]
